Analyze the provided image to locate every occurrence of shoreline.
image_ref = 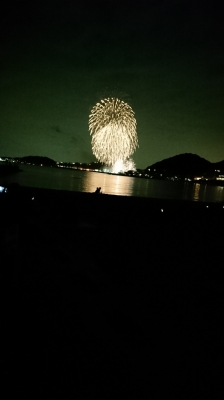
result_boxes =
[1,183,224,235]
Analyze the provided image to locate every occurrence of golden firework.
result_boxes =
[89,98,138,166]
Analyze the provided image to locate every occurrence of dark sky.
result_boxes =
[1,0,224,168]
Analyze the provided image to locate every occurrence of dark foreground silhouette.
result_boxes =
[94,186,102,194]
[1,185,223,398]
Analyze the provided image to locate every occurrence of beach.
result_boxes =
[1,186,223,397]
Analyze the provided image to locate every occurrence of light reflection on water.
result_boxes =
[183,182,224,202]
[1,165,224,202]
[82,172,135,196]
[193,183,200,201]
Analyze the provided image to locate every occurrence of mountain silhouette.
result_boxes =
[16,156,56,166]
[145,153,215,175]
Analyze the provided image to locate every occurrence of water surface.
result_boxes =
[1,164,224,202]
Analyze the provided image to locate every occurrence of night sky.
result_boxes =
[1,0,224,168]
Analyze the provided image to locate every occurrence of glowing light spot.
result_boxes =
[111,158,136,173]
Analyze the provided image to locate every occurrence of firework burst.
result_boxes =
[89,98,138,166]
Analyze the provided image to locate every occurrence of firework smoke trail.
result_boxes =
[89,98,138,167]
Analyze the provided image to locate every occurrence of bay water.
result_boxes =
[1,164,224,202]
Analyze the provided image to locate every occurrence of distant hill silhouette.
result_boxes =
[145,153,223,176]
[213,160,224,170]
[16,156,56,167]
[3,153,224,174]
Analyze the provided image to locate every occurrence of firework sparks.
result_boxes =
[111,158,136,173]
[89,98,138,167]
